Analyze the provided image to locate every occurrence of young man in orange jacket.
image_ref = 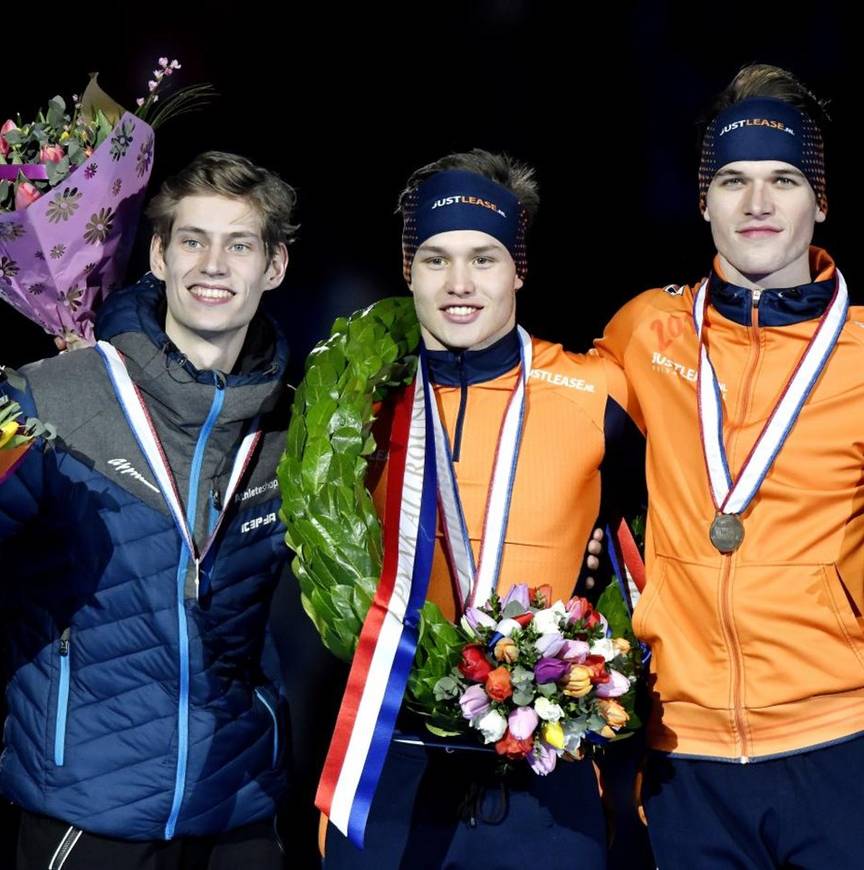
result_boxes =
[596,64,864,868]
[322,149,647,869]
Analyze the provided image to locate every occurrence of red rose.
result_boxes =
[586,610,601,629]
[458,644,493,682]
[485,666,513,701]
[584,654,611,684]
[495,729,534,760]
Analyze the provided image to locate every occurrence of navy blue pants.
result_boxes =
[643,735,864,869]
[325,739,607,869]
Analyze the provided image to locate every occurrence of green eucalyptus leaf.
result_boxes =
[513,688,535,706]
[46,96,67,130]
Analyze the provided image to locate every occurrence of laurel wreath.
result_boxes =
[277,297,638,735]
[277,297,465,730]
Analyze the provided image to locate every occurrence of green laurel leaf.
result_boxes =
[280,297,462,693]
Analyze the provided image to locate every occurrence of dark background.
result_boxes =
[4,1,862,374]
[1,2,860,865]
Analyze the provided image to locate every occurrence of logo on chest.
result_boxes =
[241,512,278,533]
[529,369,595,392]
[107,458,159,493]
[234,478,279,504]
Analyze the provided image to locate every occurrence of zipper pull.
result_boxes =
[194,559,201,600]
[451,351,469,463]
[210,485,222,511]
[752,288,763,307]
[59,627,71,656]
[214,371,226,389]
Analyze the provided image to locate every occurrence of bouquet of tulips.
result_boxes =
[431,583,641,774]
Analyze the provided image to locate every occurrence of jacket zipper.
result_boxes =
[54,627,71,766]
[451,352,468,462]
[716,287,763,763]
[164,373,225,839]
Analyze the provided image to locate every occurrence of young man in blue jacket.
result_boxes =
[1,151,295,868]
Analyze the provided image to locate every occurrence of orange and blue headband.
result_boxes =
[699,97,826,212]
[402,170,528,281]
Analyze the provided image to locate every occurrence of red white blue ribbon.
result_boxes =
[694,272,847,516]
[431,326,532,611]
[95,341,261,592]
[318,329,532,846]
[606,518,645,616]
[316,352,438,847]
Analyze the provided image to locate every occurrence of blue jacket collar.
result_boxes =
[709,247,837,327]
[710,273,836,327]
[95,272,289,386]
[425,327,521,386]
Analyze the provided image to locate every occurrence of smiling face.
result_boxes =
[150,194,288,371]
[409,229,523,351]
[703,160,825,289]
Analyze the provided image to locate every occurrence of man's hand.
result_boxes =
[54,332,91,353]
[584,527,603,590]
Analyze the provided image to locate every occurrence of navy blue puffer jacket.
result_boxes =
[0,274,292,840]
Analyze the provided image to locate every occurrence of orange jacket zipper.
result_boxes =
[716,287,763,762]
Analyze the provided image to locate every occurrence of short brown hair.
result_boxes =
[146,151,299,257]
[700,64,831,150]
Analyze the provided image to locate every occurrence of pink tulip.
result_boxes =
[559,639,590,662]
[501,584,530,610]
[459,684,491,721]
[594,669,631,698]
[528,742,558,776]
[39,144,64,164]
[15,182,41,210]
[0,119,17,157]
[508,706,539,740]
[534,632,566,657]
[565,595,592,622]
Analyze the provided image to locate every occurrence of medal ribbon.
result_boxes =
[429,326,533,611]
[96,342,261,587]
[694,273,847,516]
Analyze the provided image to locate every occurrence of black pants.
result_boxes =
[16,810,287,870]
[643,735,864,869]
